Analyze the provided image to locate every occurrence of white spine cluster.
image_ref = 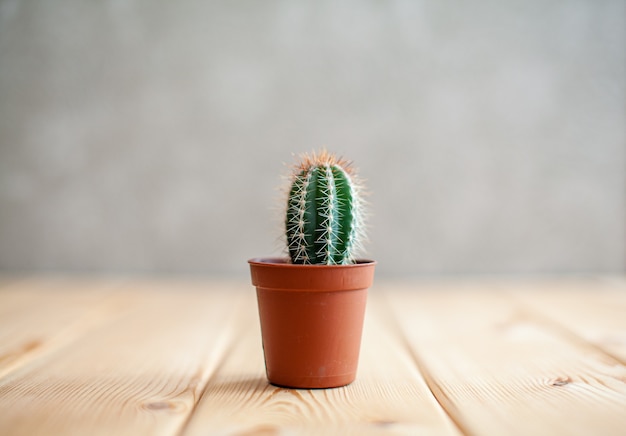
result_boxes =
[286,171,312,264]
[284,150,368,265]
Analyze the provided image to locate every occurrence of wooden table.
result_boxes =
[0,276,625,435]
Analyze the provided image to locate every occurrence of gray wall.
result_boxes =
[0,0,624,277]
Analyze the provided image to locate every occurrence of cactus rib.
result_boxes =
[285,150,365,265]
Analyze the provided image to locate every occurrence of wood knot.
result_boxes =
[550,376,571,387]
[143,399,186,412]
[235,425,279,436]
[371,419,397,427]
[23,339,43,352]
[0,339,43,365]
[144,401,172,410]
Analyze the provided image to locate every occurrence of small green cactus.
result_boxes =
[285,149,366,265]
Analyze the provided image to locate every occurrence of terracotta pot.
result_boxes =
[248,257,376,389]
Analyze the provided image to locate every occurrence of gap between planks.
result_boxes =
[174,296,254,436]
[504,278,626,366]
[0,279,248,436]
[377,288,472,436]
[180,287,461,436]
[382,280,626,436]
[3,277,624,435]
[0,277,126,379]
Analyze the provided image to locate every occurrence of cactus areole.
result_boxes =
[285,150,365,265]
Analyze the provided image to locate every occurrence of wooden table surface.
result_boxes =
[0,276,625,436]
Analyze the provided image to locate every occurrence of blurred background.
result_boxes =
[0,0,624,278]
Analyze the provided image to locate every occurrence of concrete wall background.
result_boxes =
[0,0,624,277]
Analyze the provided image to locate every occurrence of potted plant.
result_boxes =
[249,149,376,389]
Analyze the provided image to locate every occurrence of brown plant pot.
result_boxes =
[248,257,376,389]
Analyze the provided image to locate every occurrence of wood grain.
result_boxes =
[0,277,122,378]
[182,289,460,436]
[508,277,626,363]
[385,280,626,436]
[1,277,624,436]
[0,279,244,436]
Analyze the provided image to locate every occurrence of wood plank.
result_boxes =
[0,279,244,436]
[0,277,123,378]
[385,281,626,436]
[182,289,461,436]
[508,277,626,363]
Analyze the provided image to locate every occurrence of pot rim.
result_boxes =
[248,257,377,269]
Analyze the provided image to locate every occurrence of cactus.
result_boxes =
[285,150,366,265]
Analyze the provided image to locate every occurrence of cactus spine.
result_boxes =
[286,150,365,265]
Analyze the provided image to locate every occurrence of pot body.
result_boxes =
[248,258,376,389]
